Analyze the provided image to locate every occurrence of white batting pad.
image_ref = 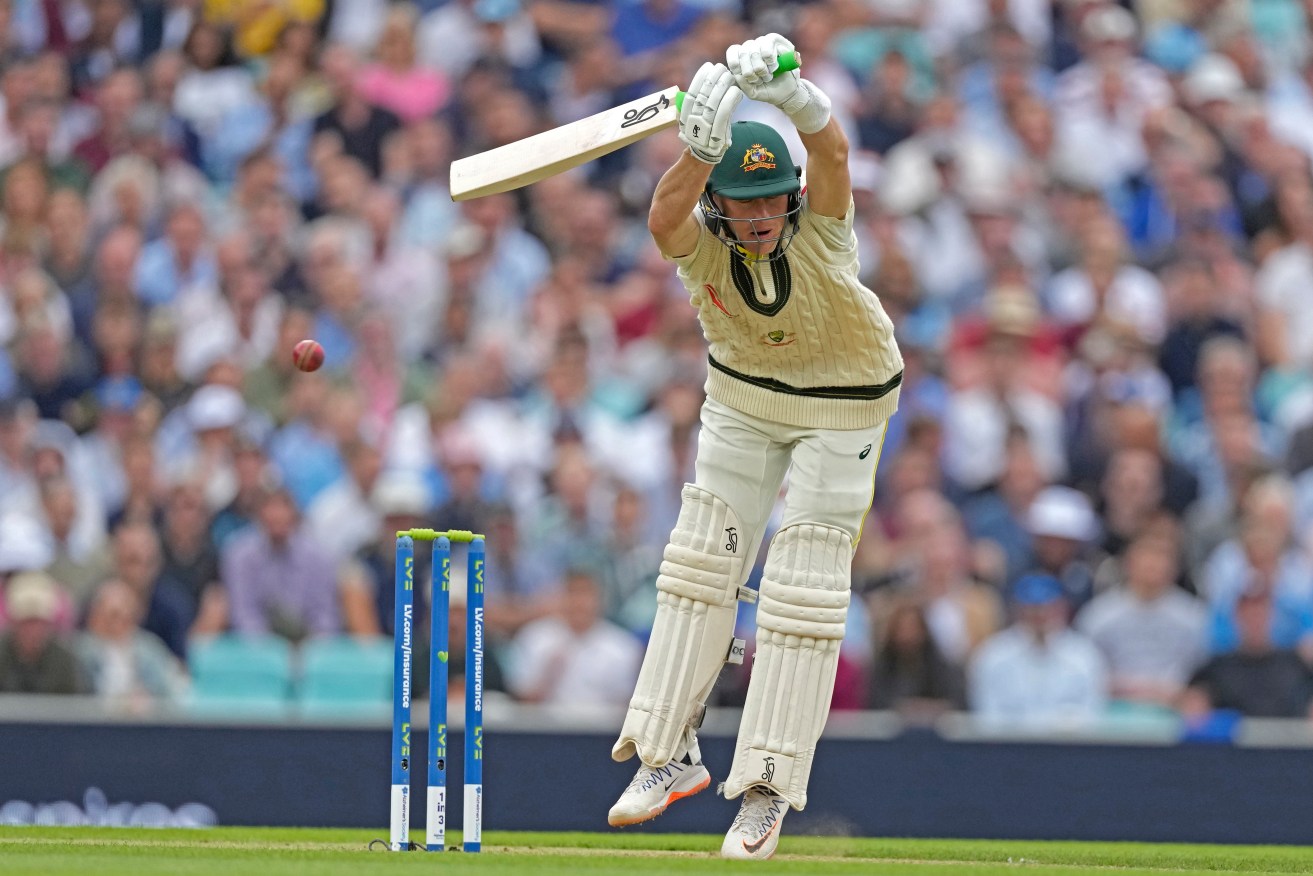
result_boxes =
[723,523,852,809]
[613,484,746,766]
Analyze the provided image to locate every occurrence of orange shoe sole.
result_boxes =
[608,773,712,827]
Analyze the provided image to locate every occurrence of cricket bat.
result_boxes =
[450,52,801,202]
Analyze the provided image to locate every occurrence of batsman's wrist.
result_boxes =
[684,144,723,165]
[780,78,831,135]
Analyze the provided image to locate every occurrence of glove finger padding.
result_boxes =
[704,63,736,116]
[679,62,742,164]
[761,32,794,57]
[684,61,717,111]
[727,41,769,85]
[726,33,799,107]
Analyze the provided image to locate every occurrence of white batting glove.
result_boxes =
[678,62,743,165]
[726,33,831,134]
[726,33,798,106]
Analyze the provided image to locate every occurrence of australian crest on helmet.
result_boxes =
[741,144,777,172]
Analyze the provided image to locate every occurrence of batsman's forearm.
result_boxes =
[798,116,848,171]
[648,149,714,238]
[798,117,851,219]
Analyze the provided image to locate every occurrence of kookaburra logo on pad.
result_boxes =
[621,94,670,129]
[725,527,738,552]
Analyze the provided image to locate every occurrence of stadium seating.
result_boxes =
[294,636,394,718]
[186,635,296,718]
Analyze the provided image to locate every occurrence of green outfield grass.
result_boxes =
[2,827,1313,875]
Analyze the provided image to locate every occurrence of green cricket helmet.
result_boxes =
[700,121,803,261]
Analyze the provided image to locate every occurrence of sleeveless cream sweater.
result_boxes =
[671,198,903,430]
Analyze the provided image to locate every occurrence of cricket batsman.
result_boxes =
[606,34,904,859]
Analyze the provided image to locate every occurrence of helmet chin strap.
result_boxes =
[734,243,771,262]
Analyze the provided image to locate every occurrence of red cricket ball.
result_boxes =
[292,339,325,372]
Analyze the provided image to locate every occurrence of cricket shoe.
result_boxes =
[607,757,711,827]
[720,787,789,860]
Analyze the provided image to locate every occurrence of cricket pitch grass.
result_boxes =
[3,827,1313,875]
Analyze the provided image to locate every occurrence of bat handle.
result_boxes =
[674,51,802,113]
[774,50,802,76]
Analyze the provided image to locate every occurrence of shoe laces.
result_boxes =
[626,762,682,794]
[732,788,787,838]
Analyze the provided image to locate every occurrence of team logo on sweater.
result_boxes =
[740,144,776,172]
[762,330,796,347]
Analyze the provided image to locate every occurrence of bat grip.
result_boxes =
[674,51,801,113]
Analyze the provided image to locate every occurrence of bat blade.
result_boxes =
[450,86,680,202]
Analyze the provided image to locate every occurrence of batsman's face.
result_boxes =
[718,194,790,257]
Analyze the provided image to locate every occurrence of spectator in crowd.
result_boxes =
[599,483,663,635]
[875,489,1003,666]
[1182,584,1313,719]
[41,473,112,607]
[961,428,1048,586]
[107,435,163,530]
[428,432,494,535]
[1158,259,1245,398]
[349,307,429,440]
[211,436,272,548]
[1046,214,1168,346]
[1099,447,1168,558]
[1171,337,1282,506]
[78,374,145,516]
[1024,485,1102,609]
[506,568,641,707]
[264,373,348,509]
[166,383,248,506]
[1053,5,1170,188]
[1202,474,1313,653]
[173,21,257,148]
[312,43,400,179]
[1106,402,1199,516]
[969,573,1108,727]
[1253,147,1313,374]
[77,579,188,704]
[71,68,145,175]
[943,285,1066,492]
[109,520,193,659]
[244,306,313,423]
[221,484,338,642]
[158,480,226,637]
[133,200,216,307]
[395,117,458,250]
[518,443,614,596]
[417,0,545,81]
[305,438,384,564]
[356,4,448,124]
[135,312,189,413]
[0,572,88,694]
[338,472,433,638]
[1076,518,1209,709]
[866,595,966,717]
[12,318,93,422]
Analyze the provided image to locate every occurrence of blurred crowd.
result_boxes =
[2,0,1313,730]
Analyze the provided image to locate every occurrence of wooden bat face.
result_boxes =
[450,87,680,202]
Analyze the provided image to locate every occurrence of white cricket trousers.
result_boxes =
[693,397,888,581]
